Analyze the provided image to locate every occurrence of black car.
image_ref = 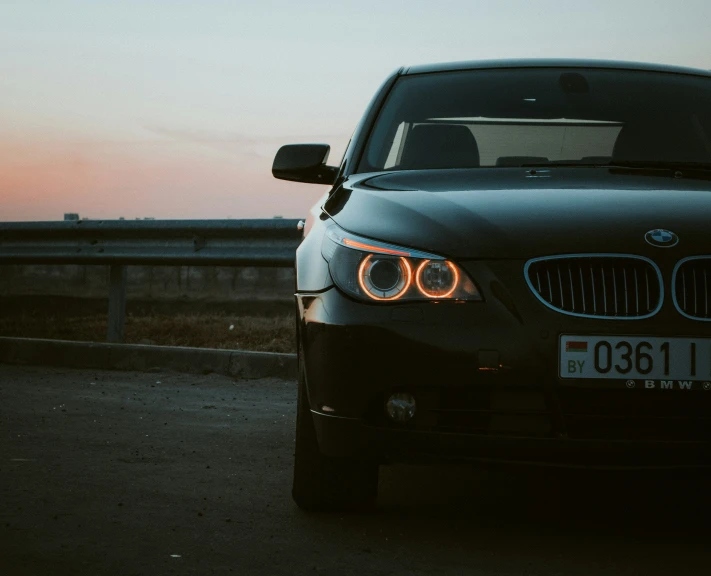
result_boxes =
[272,59,711,511]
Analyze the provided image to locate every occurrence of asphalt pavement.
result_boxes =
[1,364,710,575]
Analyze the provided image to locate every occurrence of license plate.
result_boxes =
[560,335,711,387]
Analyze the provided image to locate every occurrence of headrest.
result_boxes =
[400,124,480,170]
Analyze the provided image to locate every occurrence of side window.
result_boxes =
[383,122,409,169]
[691,114,711,159]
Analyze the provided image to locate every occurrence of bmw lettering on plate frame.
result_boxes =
[272,58,711,511]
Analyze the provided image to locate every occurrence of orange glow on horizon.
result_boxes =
[0,136,326,221]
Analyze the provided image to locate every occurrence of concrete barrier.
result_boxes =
[0,337,297,380]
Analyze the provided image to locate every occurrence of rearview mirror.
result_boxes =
[272,144,338,185]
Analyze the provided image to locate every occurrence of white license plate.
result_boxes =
[560,335,711,386]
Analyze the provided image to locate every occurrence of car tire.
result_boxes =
[291,361,379,512]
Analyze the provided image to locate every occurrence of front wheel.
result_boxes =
[291,363,379,512]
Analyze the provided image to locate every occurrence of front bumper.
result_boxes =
[297,266,711,468]
[312,411,711,469]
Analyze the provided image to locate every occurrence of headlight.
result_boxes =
[359,255,412,301]
[321,224,482,303]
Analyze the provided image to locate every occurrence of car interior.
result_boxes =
[390,118,711,170]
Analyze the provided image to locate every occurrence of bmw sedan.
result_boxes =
[272,59,711,511]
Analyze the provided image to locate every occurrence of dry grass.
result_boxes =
[0,312,296,353]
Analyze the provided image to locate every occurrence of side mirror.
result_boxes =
[272,144,338,185]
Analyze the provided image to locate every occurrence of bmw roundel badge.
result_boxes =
[644,229,679,248]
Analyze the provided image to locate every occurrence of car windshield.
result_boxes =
[357,67,711,173]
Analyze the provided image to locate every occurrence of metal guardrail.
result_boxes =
[0,219,303,266]
[0,219,303,343]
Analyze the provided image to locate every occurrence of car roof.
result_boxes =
[403,59,711,78]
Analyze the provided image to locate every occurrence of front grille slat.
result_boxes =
[674,257,711,321]
[527,256,661,319]
[682,269,687,310]
[579,266,586,313]
[645,268,650,312]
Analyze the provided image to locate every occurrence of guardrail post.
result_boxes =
[107,265,127,343]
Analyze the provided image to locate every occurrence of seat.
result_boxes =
[612,120,709,163]
[400,124,480,170]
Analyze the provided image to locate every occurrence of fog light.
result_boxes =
[386,393,416,423]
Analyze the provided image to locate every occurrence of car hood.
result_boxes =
[325,169,711,259]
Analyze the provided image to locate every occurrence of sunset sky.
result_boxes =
[1,0,710,221]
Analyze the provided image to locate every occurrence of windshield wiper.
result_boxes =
[519,162,605,168]
[605,160,711,172]
[519,160,711,173]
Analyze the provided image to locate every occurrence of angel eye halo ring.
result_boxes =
[358,255,412,301]
[416,259,459,298]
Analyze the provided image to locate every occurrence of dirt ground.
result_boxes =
[1,364,711,575]
[0,296,295,352]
